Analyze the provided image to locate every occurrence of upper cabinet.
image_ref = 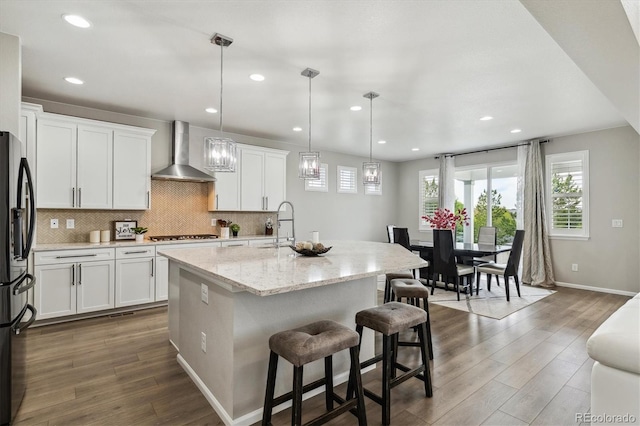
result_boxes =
[210,144,288,212]
[34,110,155,210]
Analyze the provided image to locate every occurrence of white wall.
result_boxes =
[0,32,21,134]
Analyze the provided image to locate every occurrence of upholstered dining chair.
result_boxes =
[431,229,475,301]
[475,229,525,301]
[473,226,498,281]
[386,225,396,243]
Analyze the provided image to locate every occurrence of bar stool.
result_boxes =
[390,278,434,360]
[384,272,414,303]
[261,320,367,426]
[349,302,433,426]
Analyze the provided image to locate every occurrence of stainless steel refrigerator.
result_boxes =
[0,131,37,425]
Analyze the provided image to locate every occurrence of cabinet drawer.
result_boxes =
[116,246,156,259]
[220,240,249,247]
[35,248,115,265]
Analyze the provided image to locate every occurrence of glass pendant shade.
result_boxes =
[298,151,321,179]
[204,33,237,173]
[204,136,237,172]
[363,162,381,185]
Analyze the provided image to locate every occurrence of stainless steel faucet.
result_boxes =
[276,201,295,247]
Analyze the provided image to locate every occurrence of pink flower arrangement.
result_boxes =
[421,207,470,230]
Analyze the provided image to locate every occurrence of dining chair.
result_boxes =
[431,229,475,301]
[473,226,498,282]
[475,229,525,301]
[386,225,396,243]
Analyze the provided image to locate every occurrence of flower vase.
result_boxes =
[265,227,273,235]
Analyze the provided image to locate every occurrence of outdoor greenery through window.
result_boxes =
[418,170,439,231]
[545,151,589,238]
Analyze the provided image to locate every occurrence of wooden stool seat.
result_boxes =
[262,320,367,426]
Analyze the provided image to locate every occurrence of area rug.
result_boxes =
[427,280,556,320]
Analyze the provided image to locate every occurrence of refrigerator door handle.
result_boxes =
[16,158,36,259]
[13,304,37,335]
[12,273,36,296]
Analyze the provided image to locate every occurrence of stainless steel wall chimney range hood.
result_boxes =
[151,121,215,182]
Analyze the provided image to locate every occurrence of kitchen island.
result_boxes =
[159,240,427,426]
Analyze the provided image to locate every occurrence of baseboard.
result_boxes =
[554,281,638,297]
[177,353,374,426]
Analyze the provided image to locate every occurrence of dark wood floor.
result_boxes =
[14,285,629,425]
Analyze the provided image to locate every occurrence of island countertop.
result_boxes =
[158,240,427,296]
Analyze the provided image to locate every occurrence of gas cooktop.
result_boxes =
[148,234,219,242]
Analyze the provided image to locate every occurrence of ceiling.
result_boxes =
[0,1,636,162]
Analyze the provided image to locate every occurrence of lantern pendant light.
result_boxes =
[204,33,237,172]
[362,91,381,185]
[298,68,321,179]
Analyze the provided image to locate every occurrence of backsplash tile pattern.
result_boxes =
[36,180,274,243]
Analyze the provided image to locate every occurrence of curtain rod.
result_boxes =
[434,139,550,159]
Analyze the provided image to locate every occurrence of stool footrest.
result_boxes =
[360,354,383,369]
[390,365,426,388]
[305,399,358,426]
[363,388,384,405]
[271,376,325,407]
[395,362,428,383]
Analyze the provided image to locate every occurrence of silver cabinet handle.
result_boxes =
[147,191,151,208]
[124,250,149,255]
[151,258,154,277]
[78,264,82,284]
[265,196,268,210]
[71,264,75,286]
[216,194,219,210]
[72,187,75,207]
[78,187,82,207]
[56,254,97,259]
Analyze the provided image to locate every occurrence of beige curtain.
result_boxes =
[522,140,555,287]
[438,155,455,211]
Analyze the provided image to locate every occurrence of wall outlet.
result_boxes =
[201,332,206,353]
[201,283,209,304]
[211,218,217,226]
[66,219,75,229]
[571,264,578,272]
[50,219,58,229]
[612,219,623,228]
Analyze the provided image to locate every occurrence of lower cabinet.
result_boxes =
[154,255,168,301]
[115,246,156,307]
[34,248,115,320]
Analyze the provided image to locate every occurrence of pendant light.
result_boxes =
[362,91,381,185]
[204,33,237,172]
[298,68,321,179]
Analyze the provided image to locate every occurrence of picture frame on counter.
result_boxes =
[114,220,137,240]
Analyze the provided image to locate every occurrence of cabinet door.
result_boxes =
[76,261,115,314]
[113,130,151,209]
[264,153,287,211]
[35,264,76,319]
[115,257,155,307]
[36,119,77,208]
[154,255,168,301]
[240,149,264,210]
[77,125,113,209]
[213,170,240,210]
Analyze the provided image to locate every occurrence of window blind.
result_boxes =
[337,166,357,193]
[305,163,328,192]
[419,170,439,230]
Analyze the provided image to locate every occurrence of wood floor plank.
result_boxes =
[566,357,594,394]
[530,385,590,425]
[493,341,565,389]
[481,410,528,426]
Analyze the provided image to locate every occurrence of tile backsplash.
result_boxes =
[36,180,274,243]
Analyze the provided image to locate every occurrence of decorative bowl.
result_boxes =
[289,245,332,257]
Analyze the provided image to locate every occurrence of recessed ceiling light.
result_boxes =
[480,116,493,121]
[292,127,302,132]
[510,129,522,133]
[350,106,362,111]
[205,107,218,114]
[62,14,91,28]
[411,148,420,152]
[64,77,84,85]
[249,74,265,82]
[378,140,386,144]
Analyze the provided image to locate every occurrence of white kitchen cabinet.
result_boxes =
[34,248,115,320]
[35,111,154,210]
[154,255,168,301]
[113,130,152,210]
[115,246,156,307]
[209,170,240,211]
[239,145,288,211]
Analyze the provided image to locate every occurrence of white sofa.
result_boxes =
[587,292,640,425]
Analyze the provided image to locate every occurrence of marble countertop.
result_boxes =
[159,240,427,296]
[33,234,279,252]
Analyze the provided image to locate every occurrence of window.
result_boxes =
[545,150,589,239]
[337,166,357,194]
[305,163,328,192]
[418,169,439,231]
